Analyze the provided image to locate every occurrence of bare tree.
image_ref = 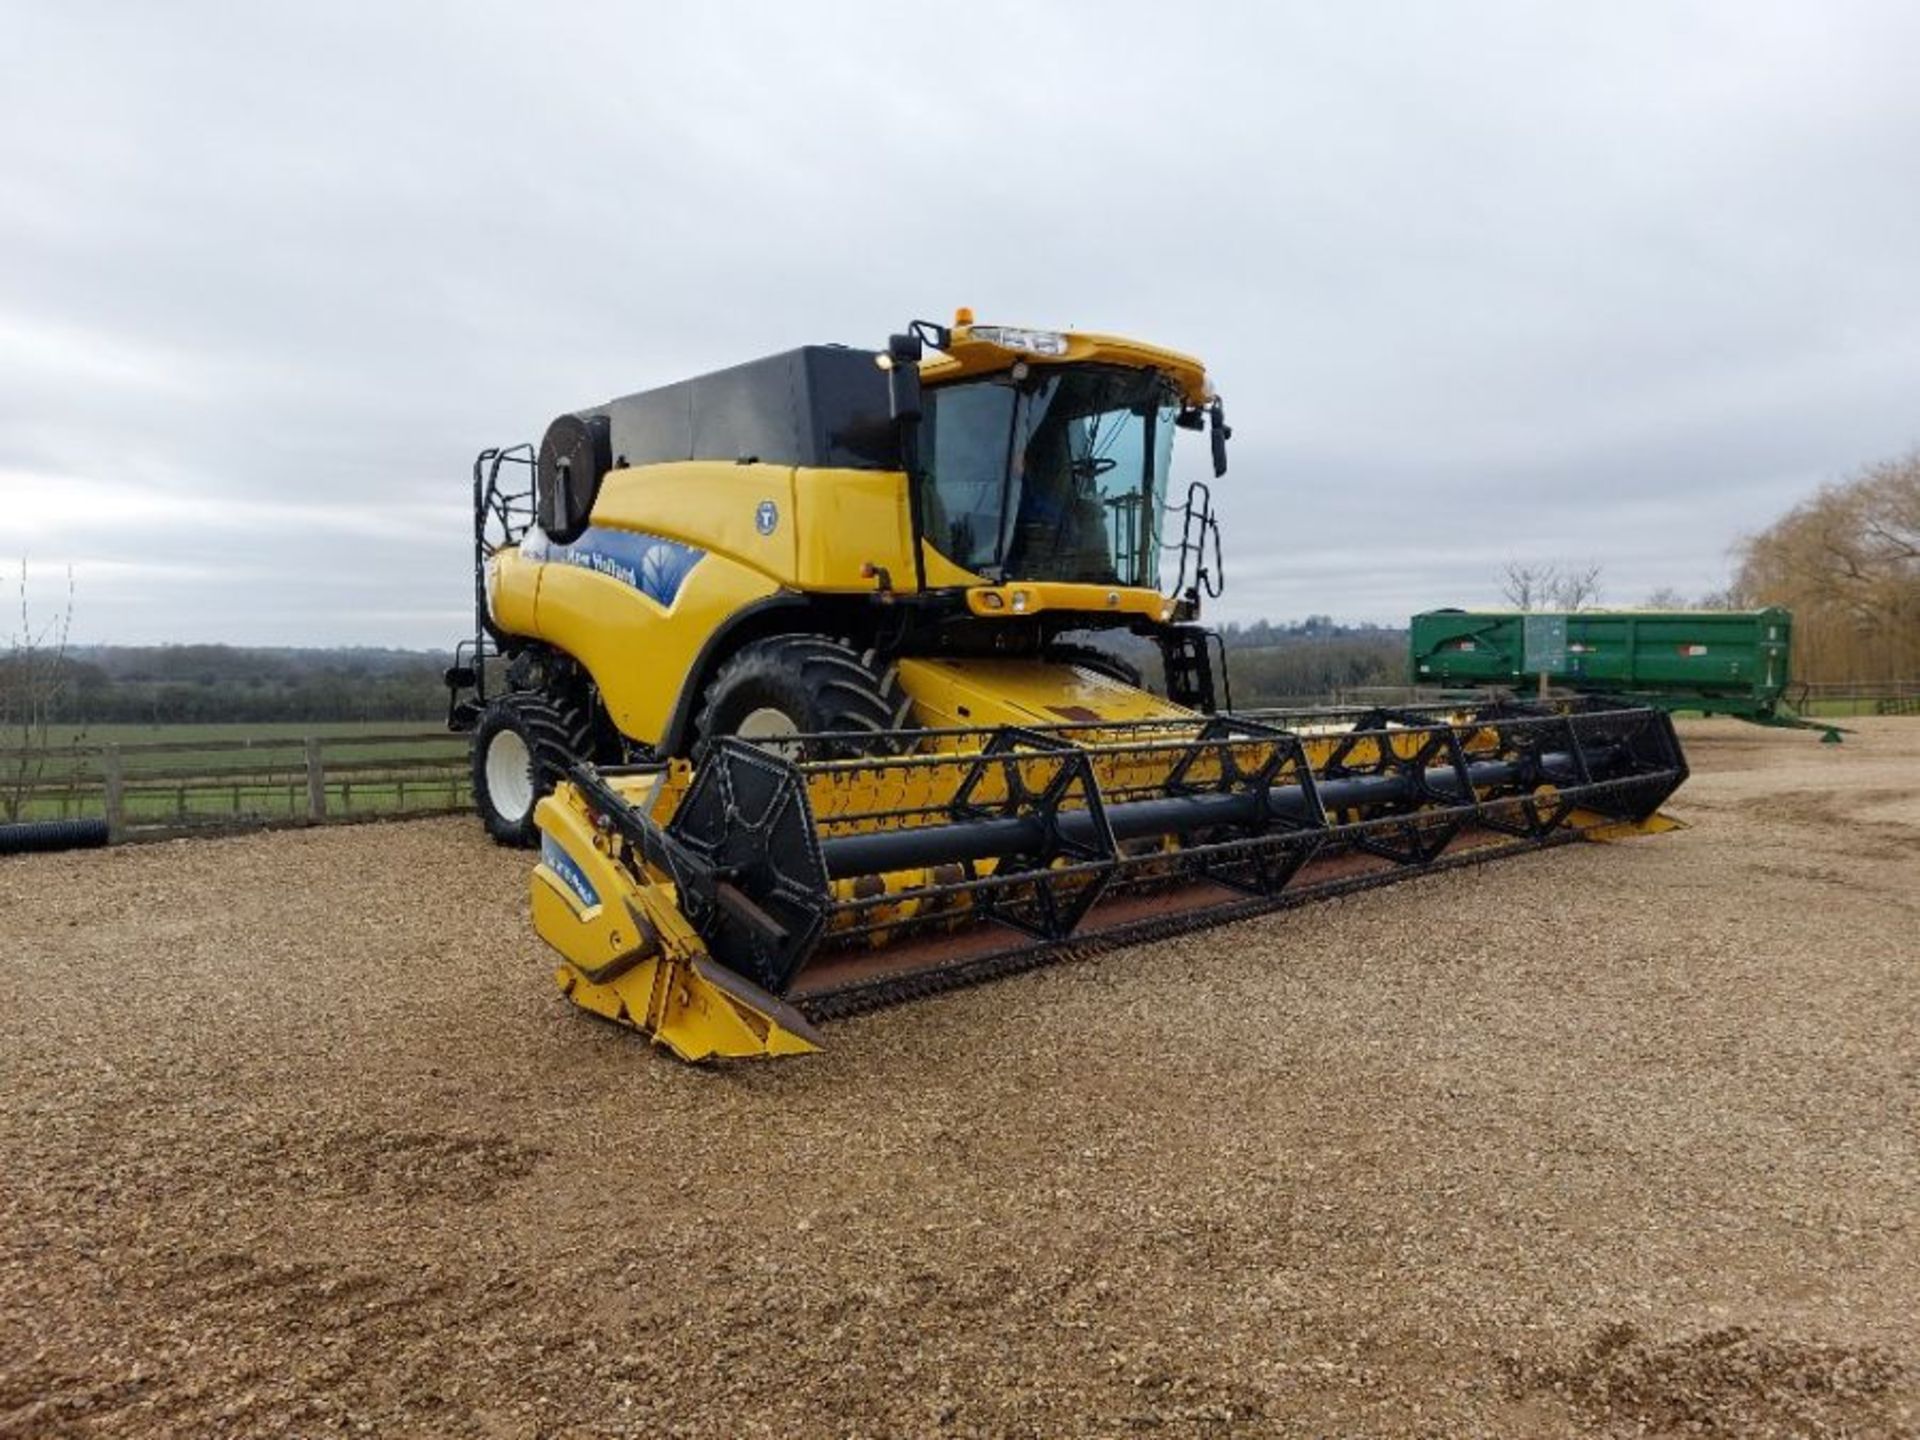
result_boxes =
[1643,585,1739,610]
[1501,562,1558,610]
[1550,563,1603,611]
[0,561,77,823]
[1500,561,1604,611]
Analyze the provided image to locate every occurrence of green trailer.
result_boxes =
[1409,607,1838,737]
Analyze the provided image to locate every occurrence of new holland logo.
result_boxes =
[755,500,779,536]
[541,835,600,911]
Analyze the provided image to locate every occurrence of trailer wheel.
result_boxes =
[471,692,590,847]
[694,635,912,760]
[1044,642,1145,690]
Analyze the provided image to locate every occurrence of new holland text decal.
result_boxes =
[523,526,703,607]
[541,834,601,911]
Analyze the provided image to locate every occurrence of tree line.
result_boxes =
[13,629,1412,728]
[5,444,1914,736]
[1087,622,1408,707]
[3,644,451,726]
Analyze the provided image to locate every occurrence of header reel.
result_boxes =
[533,699,1688,1060]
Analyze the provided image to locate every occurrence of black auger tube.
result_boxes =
[818,752,1576,880]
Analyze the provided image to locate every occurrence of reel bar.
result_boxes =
[817,750,1566,879]
[566,702,1688,1000]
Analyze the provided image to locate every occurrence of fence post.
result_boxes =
[305,738,327,822]
[102,745,125,842]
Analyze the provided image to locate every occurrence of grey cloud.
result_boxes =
[3,0,1917,644]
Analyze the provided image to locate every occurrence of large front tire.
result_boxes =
[693,635,911,759]
[471,693,590,847]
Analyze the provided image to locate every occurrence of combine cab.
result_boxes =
[451,311,1691,1059]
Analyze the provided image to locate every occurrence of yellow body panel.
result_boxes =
[487,548,543,635]
[794,469,916,590]
[920,540,987,589]
[531,543,779,745]
[963,581,1175,623]
[588,461,916,592]
[591,462,800,577]
[897,656,1193,731]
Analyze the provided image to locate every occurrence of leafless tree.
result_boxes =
[1551,563,1604,611]
[0,561,77,823]
[1501,562,1557,610]
[1501,561,1604,611]
[1643,584,1739,610]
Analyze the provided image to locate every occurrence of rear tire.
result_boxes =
[694,635,912,759]
[471,692,590,847]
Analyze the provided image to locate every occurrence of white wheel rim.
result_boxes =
[735,706,802,753]
[485,728,534,823]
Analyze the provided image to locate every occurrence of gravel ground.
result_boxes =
[2,718,1915,1439]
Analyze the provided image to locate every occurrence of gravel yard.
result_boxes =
[2,718,1915,1438]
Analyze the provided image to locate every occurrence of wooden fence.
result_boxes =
[4,683,1915,846]
[0,731,470,841]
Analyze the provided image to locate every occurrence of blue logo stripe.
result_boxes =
[541,835,600,910]
[525,526,704,607]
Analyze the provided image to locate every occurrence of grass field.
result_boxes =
[34,720,459,768]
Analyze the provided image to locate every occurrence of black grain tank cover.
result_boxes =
[573,345,901,473]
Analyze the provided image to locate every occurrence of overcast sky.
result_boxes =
[4,2,1917,646]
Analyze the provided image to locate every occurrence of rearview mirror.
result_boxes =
[885,331,923,423]
[1209,399,1231,478]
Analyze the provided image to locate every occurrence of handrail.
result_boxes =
[1167,480,1224,601]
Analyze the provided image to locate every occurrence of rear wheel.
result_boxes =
[471,692,590,847]
[694,635,912,759]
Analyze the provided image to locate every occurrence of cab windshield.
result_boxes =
[918,364,1179,587]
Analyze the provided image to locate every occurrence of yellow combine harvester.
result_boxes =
[448,311,1688,1060]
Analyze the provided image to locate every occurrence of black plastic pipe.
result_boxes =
[0,817,111,856]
